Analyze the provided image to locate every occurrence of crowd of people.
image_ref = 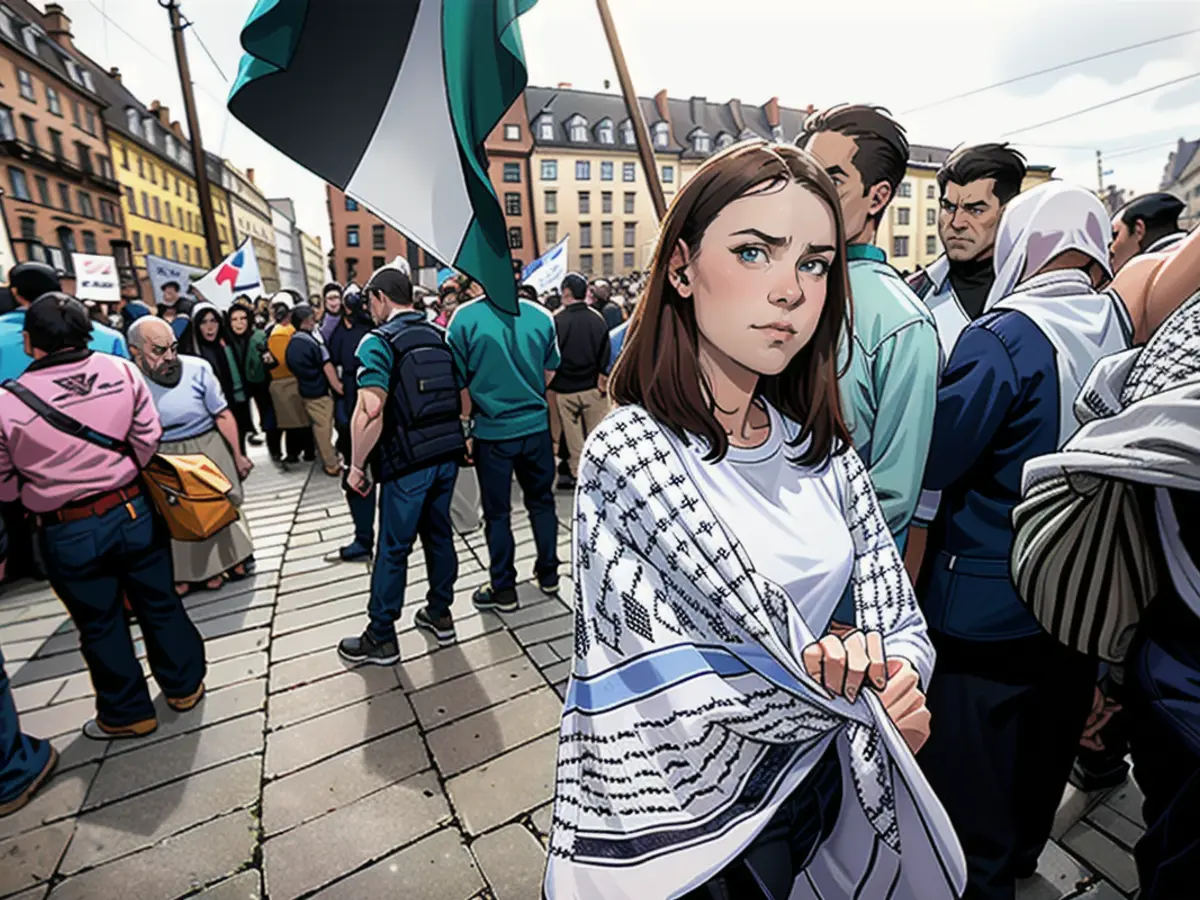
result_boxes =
[2,108,1198,900]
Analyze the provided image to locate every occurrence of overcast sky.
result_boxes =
[58,0,1200,255]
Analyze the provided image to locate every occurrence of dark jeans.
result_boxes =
[684,743,843,900]
[337,424,376,548]
[917,632,1097,900]
[1,500,40,583]
[230,399,254,454]
[367,462,459,642]
[39,494,207,726]
[475,431,560,593]
[0,644,52,803]
[1127,590,1200,899]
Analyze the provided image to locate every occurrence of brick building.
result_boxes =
[325,183,440,286]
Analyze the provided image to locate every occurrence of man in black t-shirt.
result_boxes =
[284,305,343,476]
[551,273,611,489]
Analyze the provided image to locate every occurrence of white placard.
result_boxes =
[145,254,206,305]
[521,235,570,295]
[72,254,120,301]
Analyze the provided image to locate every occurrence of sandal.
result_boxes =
[203,576,225,591]
[175,583,191,597]
[226,563,251,582]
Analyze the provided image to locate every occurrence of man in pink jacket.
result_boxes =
[0,294,206,740]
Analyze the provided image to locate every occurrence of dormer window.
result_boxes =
[620,121,635,146]
[738,128,757,142]
[771,125,784,141]
[126,107,140,134]
[143,119,155,145]
[537,114,554,141]
[81,70,95,92]
[596,118,614,145]
[652,122,670,149]
[566,114,588,143]
[716,133,734,150]
[691,130,711,154]
[166,135,178,161]
[0,8,15,40]
[21,25,37,55]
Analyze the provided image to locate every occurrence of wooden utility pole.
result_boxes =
[595,0,667,222]
[162,0,222,267]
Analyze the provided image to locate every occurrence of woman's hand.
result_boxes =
[801,628,887,703]
[877,658,931,754]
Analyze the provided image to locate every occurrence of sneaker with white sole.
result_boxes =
[472,585,518,613]
[337,631,401,666]
[414,608,457,645]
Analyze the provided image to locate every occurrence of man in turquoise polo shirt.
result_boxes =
[447,278,562,614]
[800,105,939,558]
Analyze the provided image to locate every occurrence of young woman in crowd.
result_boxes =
[319,282,343,343]
[545,140,964,900]
[226,299,270,449]
[183,303,250,453]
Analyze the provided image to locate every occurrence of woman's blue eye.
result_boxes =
[737,247,765,263]
[799,258,830,276]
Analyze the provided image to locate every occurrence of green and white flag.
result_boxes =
[229,0,537,314]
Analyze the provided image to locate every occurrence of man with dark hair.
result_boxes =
[799,105,939,555]
[1110,192,1186,273]
[157,280,193,341]
[319,282,344,342]
[285,304,343,477]
[338,264,465,660]
[0,295,206,739]
[551,272,611,490]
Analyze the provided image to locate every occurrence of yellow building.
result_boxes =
[877,146,1054,273]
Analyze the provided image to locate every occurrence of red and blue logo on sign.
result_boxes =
[214,248,258,292]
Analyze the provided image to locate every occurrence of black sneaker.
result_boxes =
[473,585,518,613]
[539,576,560,596]
[414,608,457,645]
[1070,757,1130,793]
[337,631,400,666]
[339,541,373,562]
[557,476,577,491]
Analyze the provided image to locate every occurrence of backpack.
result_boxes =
[373,317,464,482]
[907,269,935,301]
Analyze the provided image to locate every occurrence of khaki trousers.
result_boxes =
[303,395,339,472]
[556,388,611,478]
[547,389,564,449]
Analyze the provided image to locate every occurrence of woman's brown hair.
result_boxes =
[610,140,853,465]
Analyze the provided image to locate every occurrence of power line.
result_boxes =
[901,27,1200,115]
[1000,71,1200,137]
[1105,139,1182,161]
[181,16,229,84]
[86,0,171,66]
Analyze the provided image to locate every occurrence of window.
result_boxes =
[57,183,70,211]
[83,231,97,254]
[71,101,81,128]
[345,196,358,211]
[75,143,92,173]
[624,252,635,270]
[372,224,386,249]
[0,8,12,40]
[601,222,613,248]
[540,159,557,181]
[926,235,937,256]
[126,108,139,133]
[164,202,173,226]
[575,160,590,180]
[143,120,155,145]
[58,226,77,258]
[137,155,144,177]
[0,105,13,141]
[45,130,62,161]
[99,156,113,179]
[503,162,521,182]
[537,115,554,141]
[175,176,181,196]
[578,191,590,214]
[171,240,179,261]
[621,121,635,146]
[653,122,670,149]
[623,162,636,182]
[597,119,614,144]
[926,184,936,200]
[158,236,166,256]
[504,192,521,216]
[84,109,97,136]
[580,222,592,248]
[601,191,612,214]
[100,199,117,225]
[82,70,95,93]
[545,222,558,244]
[183,245,190,264]
[19,217,35,240]
[7,167,29,201]
[926,208,936,226]
[895,207,910,226]
[544,190,557,214]
[21,115,36,148]
[124,185,136,211]
[372,255,385,270]
[508,227,523,249]
[141,191,149,217]
[35,175,49,205]
[17,70,34,102]
[692,133,711,154]
[602,252,614,276]
[132,231,141,252]
[580,253,593,274]
[165,135,178,160]
[567,115,587,142]
[150,163,157,184]
[600,161,613,181]
[624,222,636,247]
[898,182,912,198]
[893,236,909,258]
[346,225,360,246]
[624,192,635,215]
[504,123,520,141]
[716,133,734,150]
[45,86,61,116]
[152,196,161,222]
[771,125,784,142]
[78,191,94,219]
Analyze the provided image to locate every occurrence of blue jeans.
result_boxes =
[367,462,459,642]
[0,644,52,803]
[475,431,560,593]
[39,494,207,726]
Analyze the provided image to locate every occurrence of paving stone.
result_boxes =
[268,666,398,730]
[11,678,67,710]
[311,827,484,900]
[288,530,322,547]
[396,611,505,662]
[263,725,429,835]
[270,613,363,663]
[262,770,451,900]
[252,532,290,551]
[274,573,371,613]
[60,755,261,875]
[541,660,571,684]
[284,537,351,562]
[1062,822,1139,894]
[192,869,262,900]
[445,733,558,836]
[267,647,357,695]
[410,656,546,730]
[278,564,364,595]
[197,609,274,641]
[206,651,268,690]
[49,732,106,775]
[203,627,272,662]
[108,679,267,756]
[185,590,277,624]
[85,713,265,809]
[530,803,553,837]
[0,821,73,897]
[553,680,568,700]
[1017,840,1094,900]
[512,615,572,647]
[471,823,548,900]
[264,689,414,778]
[496,598,570,630]
[549,636,574,659]
[0,763,96,842]
[240,502,295,520]
[189,572,280,609]
[1102,781,1146,827]
[291,509,334,526]
[397,630,525,692]
[6,885,48,900]
[290,513,353,537]
[318,521,357,543]
[17,697,95,740]
[248,520,294,538]
[1086,802,1142,851]
[46,810,258,900]
[42,671,93,706]
[10,652,89,690]
[272,595,365,637]
[524,642,559,668]
[427,688,563,777]
[2,617,71,644]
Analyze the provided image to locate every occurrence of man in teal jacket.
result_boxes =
[800,104,939,557]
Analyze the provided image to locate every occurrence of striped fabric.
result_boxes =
[228,0,537,314]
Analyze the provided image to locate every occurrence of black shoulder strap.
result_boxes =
[1,379,135,457]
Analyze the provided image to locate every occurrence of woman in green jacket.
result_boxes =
[225,298,271,451]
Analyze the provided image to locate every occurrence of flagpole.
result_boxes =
[595,0,667,222]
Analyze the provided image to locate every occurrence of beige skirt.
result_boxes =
[160,429,254,583]
[270,376,309,430]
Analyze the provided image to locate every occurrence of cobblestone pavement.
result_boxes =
[0,449,1147,900]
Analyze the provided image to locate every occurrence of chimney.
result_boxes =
[43,3,74,51]
[763,97,780,128]
[246,167,256,185]
[654,89,670,123]
[171,121,185,140]
[150,101,170,128]
[804,103,816,115]
[556,82,572,89]
[728,99,745,134]
[108,66,121,84]
[689,96,706,128]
